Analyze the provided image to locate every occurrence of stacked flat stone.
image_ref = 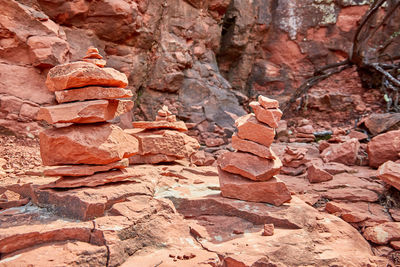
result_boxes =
[217,95,292,206]
[37,47,139,189]
[126,106,200,164]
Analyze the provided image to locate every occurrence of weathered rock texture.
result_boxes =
[127,106,199,164]
[1,0,392,137]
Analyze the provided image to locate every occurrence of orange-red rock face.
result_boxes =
[39,123,138,166]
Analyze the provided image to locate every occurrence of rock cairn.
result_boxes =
[217,96,291,206]
[37,47,139,189]
[125,105,200,164]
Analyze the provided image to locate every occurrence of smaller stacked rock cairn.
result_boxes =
[125,105,200,164]
[37,47,139,189]
[217,95,291,206]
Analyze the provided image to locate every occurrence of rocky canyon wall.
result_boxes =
[0,0,383,137]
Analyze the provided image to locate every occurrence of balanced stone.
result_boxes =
[37,99,133,124]
[46,61,128,91]
[132,120,187,132]
[55,86,133,103]
[218,151,282,181]
[250,101,282,128]
[44,159,129,177]
[40,123,138,166]
[218,168,291,206]
[235,114,275,147]
[231,134,275,159]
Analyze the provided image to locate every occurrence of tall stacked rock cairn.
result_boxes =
[37,47,139,189]
[217,96,292,206]
[125,105,200,164]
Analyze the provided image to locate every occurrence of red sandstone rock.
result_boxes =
[307,164,333,183]
[348,130,368,141]
[390,241,400,250]
[55,86,133,103]
[126,129,199,159]
[129,154,179,164]
[205,137,224,147]
[363,222,400,245]
[321,138,360,166]
[231,133,275,159]
[296,125,315,134]
[41,168,138,189]
[250,101,282,128]
[43,158,129,177]
[326,201,391,224]
[157,105,173,117]
[367,130,400,168]
[377,161,400,191]
[190,151,215,166]
[37,99,133,124]
[83,58,107,67]
[218,151,282,181]
[262,224,274,236]
[235,114,275,147]
[0,220,93,254]
[132,121,188,132]
[45,61,128,91]
[258,95,279,109]
[40,123,138,166]
[218,168,291,206]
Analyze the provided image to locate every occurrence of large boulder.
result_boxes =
[367,130,400,168]
[39,123,138,165]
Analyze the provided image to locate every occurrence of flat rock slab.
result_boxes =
[231,133,275,159]
[218,168,291,206]
[279,170,384,203]
[37,99,133,124]
[55,86,133,103]
[41,167,140,189]
[127,129,200,159]
[250,101,282,128]
[46,61,128,91]
[377,160,400,190]
[132,121,187,132]
[39,123,138,166]
[0,220,94,254]
[44,158,129,177]
[34,179,154,220]
[0,241,108,267]
[235,114,275,147]
[326,201,392,225]
[218,151,282,181]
